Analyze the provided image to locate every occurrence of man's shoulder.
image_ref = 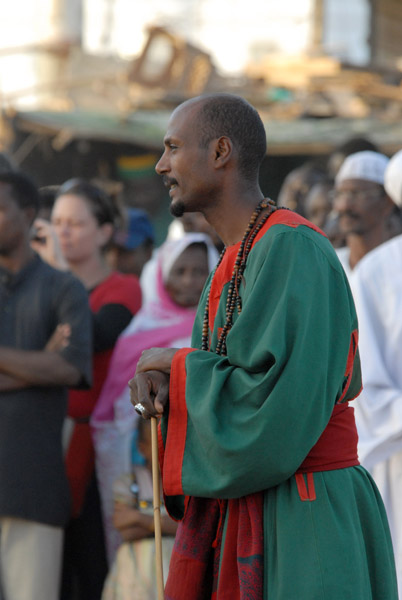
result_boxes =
[355,234,402,279]
[255,209,332,255]
[251,209,345,281]
[29,258,88,306]
[35,256,85,287]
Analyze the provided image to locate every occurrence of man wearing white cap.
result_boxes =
[351,149,402,597]
[332,150,400,277]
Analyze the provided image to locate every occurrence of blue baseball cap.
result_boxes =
[113,208,154,250]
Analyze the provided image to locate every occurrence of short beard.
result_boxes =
[170,200,185,218]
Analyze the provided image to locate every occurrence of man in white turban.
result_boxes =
[351,149,402,597]
[333,150,400,277]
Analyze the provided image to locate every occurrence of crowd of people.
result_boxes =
[1,91,402,599]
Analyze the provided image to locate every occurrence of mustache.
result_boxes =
[162,175,177,188]
[338,210,360,219]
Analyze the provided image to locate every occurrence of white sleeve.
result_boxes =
[351,265,402,469]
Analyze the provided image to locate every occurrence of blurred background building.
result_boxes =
[1,0,402,240]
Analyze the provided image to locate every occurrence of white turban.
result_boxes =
[384,149,402,208]
[335,150,389,186]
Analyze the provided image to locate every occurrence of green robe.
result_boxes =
[160,210,397,599]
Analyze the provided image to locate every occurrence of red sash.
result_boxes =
[297,403,359,473]
[165,403,359,599]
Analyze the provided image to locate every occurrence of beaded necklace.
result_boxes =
[201,198,276,355]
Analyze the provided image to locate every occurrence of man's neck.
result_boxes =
[347,226,390,270]
[0,244,35,274]
[204,188,266,247]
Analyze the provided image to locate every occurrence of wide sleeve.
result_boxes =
[160,228,358,505]
[351,263,402,469]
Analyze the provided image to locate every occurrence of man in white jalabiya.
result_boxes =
[351,148,402,598]
[333,150,402,278]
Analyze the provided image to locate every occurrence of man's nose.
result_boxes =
[155,152,168,175]
[56,223,70,235]
[334,191,354,212]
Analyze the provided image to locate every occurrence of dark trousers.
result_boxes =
[60,475,108,600]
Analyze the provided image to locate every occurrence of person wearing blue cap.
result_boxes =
[106,208,155,278]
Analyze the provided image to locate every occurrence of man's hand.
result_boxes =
[129,370,170,418]
[45,324,71,352]
[113,503,154,540]
[136,347,179,374]
[30,218,69,271]
[113,502,144,529]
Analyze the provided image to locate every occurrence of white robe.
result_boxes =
[335,245,353,279]
[350,233,402,596]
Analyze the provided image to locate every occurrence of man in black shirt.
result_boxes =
[0,172,92,600]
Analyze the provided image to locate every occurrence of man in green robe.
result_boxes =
[129,93,397,599]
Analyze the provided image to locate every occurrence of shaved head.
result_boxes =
[176,93,267,182]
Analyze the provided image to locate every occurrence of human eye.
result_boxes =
[165,138,178,151]
[171,267,185,278]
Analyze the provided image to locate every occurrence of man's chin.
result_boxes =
[170,200,186,218]
[340,224,363,236]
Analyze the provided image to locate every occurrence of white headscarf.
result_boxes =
[140,232,219,308]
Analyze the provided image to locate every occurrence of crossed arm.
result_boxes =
[0,325,81,391]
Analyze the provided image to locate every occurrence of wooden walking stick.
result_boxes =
[151,416,164,599]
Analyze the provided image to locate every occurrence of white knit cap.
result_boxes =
[335,150,389,186]
[384,149,402,207]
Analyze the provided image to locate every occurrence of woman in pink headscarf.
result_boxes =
[91,232,219,561]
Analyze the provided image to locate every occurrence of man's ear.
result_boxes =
[213,136,232,169]
[24,206,37,227]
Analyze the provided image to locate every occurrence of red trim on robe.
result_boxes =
[295,473,316,501]
[163,347,196,496]
[338,329,359,404]
[253,208,326,245]
[208,244,241,333]
[208,209,326,335]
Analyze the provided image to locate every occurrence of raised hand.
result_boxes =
[30,218,68,270]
